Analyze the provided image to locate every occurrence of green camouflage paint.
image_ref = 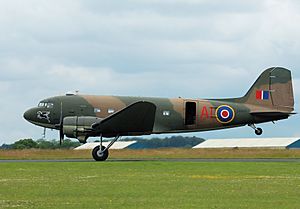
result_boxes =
[24,67,295,142]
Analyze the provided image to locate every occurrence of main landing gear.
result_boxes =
[248,124,263,136]
[92,134,120,161]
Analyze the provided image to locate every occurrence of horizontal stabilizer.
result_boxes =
[250,111,296,119]
[92,101,156,135]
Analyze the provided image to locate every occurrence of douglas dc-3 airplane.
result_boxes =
[24,67,295,161]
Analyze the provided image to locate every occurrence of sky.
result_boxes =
[0,0,299,144]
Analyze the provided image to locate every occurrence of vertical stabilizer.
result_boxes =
[240,67,294,112]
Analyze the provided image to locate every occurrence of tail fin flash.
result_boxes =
[241,67,294,112]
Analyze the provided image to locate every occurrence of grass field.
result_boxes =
[0,161,300,209]
[1,149,300,209]
[1,148,300,160]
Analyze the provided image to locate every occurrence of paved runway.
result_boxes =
[0,158,300,163]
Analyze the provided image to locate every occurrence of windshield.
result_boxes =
[38,102,54,109]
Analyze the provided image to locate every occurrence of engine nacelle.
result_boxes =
[63,116,102,143]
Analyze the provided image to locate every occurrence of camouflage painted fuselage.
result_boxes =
[24,67,295,142]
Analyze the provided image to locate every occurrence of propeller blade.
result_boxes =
[59,102,64,145]
[42,128,46,139]
[59,128,64,145]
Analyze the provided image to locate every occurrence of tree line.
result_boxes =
[0,139,81,150]
[0,136,205,150]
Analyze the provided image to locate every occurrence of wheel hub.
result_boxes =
[97,150,104,157]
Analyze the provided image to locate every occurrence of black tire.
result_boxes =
[92,145,109,161]
[255,128,263,136]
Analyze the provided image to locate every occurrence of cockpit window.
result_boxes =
[38,102,54,108]
[38,102,45,107]
[47,103,54,108]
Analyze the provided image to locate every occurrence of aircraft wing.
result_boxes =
[91,101,157,136]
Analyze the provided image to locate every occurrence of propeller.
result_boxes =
[42,128,46,139]
[59,102,64,145]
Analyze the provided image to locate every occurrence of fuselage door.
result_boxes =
[185,101,197,126]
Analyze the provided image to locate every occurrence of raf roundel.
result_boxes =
[215,105,235,124]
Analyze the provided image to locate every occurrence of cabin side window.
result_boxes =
[163,110,170,116]
[94,108,101,113]
[108,109,115,114]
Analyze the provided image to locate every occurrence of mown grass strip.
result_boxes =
[1,148,300,160]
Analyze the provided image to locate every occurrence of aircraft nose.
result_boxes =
[23,108,34,122]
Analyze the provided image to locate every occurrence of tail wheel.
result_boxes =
[92,145,109,161]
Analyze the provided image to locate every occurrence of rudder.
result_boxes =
[240,67,294,112]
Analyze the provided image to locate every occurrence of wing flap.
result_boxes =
[92,101,156,135]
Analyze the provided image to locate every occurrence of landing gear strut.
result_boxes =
[92,134,120,161]
[248,124,263,136]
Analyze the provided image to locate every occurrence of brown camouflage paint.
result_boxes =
[23,67,295,141]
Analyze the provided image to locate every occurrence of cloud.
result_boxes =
[293,78,300,109]
[44,63,252,98]
[0,0,299,143]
